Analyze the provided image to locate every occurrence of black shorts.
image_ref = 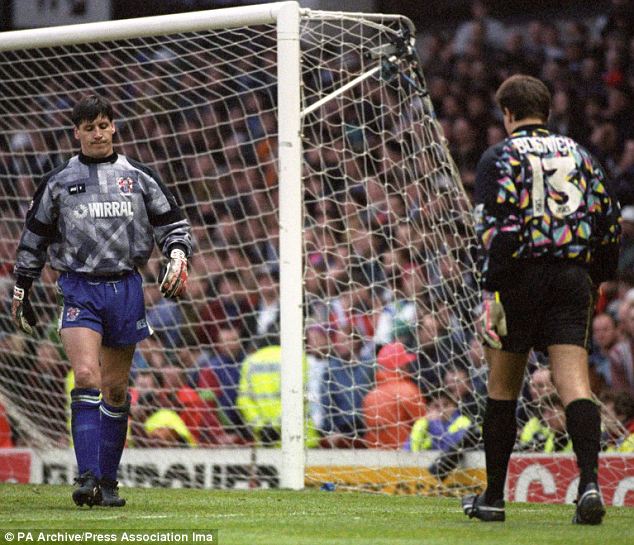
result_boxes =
[497,261,596,354]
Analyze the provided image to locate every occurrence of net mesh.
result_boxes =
[0,8,629,497]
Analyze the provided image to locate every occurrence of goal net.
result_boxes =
[0,2,631,501]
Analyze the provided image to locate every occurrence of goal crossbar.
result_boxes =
[0,2,296,51]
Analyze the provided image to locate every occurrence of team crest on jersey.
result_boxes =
[117,176,134,194]
[66,307,80,322]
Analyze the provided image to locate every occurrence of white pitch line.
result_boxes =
[6,514,170,522]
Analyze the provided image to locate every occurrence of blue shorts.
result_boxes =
[57,271,151,347]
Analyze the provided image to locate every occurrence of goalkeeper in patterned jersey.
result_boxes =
[461,75,621,525]
[11,95,192,508]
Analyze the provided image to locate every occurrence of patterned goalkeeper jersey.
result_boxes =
[15,152,191,279]
[474,124,621,290]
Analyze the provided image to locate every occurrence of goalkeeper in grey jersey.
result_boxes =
[11,95,192,508]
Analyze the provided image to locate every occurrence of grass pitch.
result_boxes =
[1,483,633,545]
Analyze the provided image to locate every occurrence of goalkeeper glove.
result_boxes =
[159,247,188,299]
[481,290,507,350]
[12,284,37,336]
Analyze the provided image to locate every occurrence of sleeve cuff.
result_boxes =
[15,275,34,290]
[168,243,189,257]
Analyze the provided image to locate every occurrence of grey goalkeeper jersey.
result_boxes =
[15,152,192,279]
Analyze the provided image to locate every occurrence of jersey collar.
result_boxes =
[79,152,118,164]
[511,124,549,136]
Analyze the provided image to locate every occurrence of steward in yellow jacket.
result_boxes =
[236,345,319,446]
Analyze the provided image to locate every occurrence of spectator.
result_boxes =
[253,268,280,346]
[465,90,495,143]
[31,339,69,443]
[0,333,37,445]
[517,365,556,426]
[452,0,507,55]
[305,322,329,433]
[320,326,374,448]
[618,206,634,273]
[601,0,634,43]
[442,367,479,420]
[236,344,318,447]
[129,368,160,406]
[609,303,634,396]
[590,313,619,389]
[135,336,170,372]
[411,313,446,395]
[332,279,378,344]
[523,19,545,60]
[519,393,572,453]
[464,336,488,411]
[362,342,427,449]
[449,117,483,175]
[173,382,239,447]
[197,272,255,344]
[600,390,634,452]
[589,120,621,176]
[578,58,605,105]
[604,84,634,142]
[7,131,56,178]
[614,141,634,206]
[540,22,566,61]
[406,391,474,468]
[486,123,506,148]
[196,325,248,438]
[130,392,197,448]
[146,287,185,350]
[373,265,423,348]
[548,89,585,142]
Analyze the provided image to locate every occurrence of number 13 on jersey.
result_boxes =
[528,154,582,219]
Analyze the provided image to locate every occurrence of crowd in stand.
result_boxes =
[0,1,633,458]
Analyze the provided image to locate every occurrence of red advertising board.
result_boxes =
[0,449,31,483]
[507,454,634,506]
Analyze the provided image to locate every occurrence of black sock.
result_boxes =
[483,397,517,503]
[565,398,601,496]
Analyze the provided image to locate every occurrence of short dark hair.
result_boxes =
[601,390,634,420]
[495,75,551,122]
[429,389,458,406]
[71,94,114,127]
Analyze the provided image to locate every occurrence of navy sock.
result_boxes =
[565,398,601,497]
[483,397,517,504]
[70,388,101,477]
[99,396,130,481]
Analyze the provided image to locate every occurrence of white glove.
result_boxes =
[481,290,507,350]
[159,248,188,299]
